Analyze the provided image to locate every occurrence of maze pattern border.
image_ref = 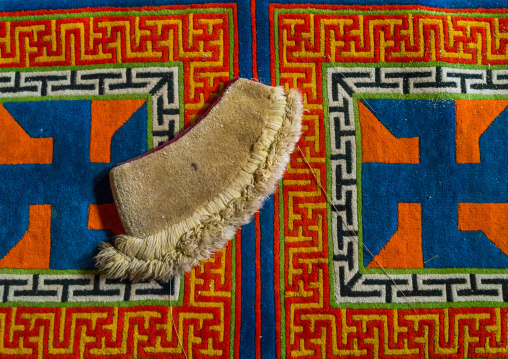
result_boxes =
[0,243,236,357]
[274,6,508,359]
[0,3,236,309]
[0,6,238,124]
[0,5,238,358]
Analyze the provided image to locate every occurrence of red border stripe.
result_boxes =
[250,0,258,80]
[273,189,282,359]
[234,230,242,359]
[254,212,262,358]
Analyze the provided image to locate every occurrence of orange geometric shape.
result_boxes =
[367,203,423,269]
[0,104,53,165]
[90,99,146,163]
[88,203,125,235]
[0,205,51,269]
[458,203,508,256]
[455,100,508,163]
[358,102,420,164]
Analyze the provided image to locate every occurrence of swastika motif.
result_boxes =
[0,7,237,123]
[0,4,238,358]
[0,241,235,357]
[274,5,508,359]
[0,4,235,311]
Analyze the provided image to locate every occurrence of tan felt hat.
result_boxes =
[95,78,303,281]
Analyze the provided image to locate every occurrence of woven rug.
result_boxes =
[1,0,508,358]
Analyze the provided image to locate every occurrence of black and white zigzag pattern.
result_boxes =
[327,66,508,304]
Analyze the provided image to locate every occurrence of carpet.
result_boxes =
[0,0,507,358]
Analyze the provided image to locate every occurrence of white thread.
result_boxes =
[170,286,189,359]
[296,146,418,313]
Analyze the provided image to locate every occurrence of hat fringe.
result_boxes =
[95,87,303,282]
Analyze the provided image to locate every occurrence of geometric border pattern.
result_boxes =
[0,6,238,123]
[0,273,180,304]
[0,66,180,148]
[0,5,238,357]
[327,65,508,305]
[0,64,181,304]
[0,243,235,356]
[273,5,508,358]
